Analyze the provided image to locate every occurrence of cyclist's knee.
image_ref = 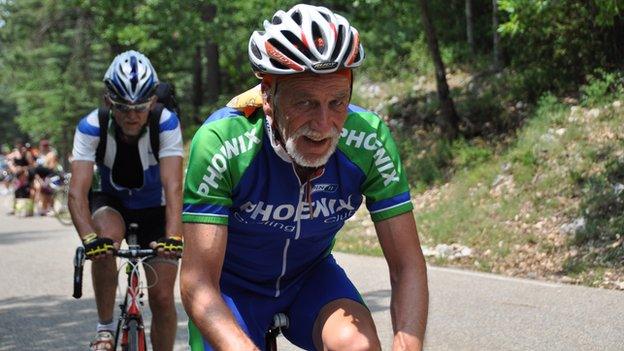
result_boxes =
[92,207,124,240]
[323,324,381,351]
[148,286,175,311]
[315,299,381,351]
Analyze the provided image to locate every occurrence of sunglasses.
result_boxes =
[110,99,153,112]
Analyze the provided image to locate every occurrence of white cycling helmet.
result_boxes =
[248,4,365,75]
[103,50,159,104]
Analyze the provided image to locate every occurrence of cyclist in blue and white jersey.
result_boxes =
[181,4,429,351]
[69,50,184,351]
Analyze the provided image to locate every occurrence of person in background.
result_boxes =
[33,139,59,215]
[68,50,184,351]
[7,140,35,215]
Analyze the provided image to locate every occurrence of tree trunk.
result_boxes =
[466,0,475,54]
[205,41,220,103]
[203,4,220,104]
[492,0,502,71]
[417,0,460,139]
[192,45,203,118]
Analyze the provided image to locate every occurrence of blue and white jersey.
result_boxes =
[72,108,183,209]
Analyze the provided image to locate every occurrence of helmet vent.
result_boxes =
[250,43,262,60]
[269,58,288,70]
[282,31,311,58]
[311,22,325,53]
[291,11,302,25]
[344,34,355,64]
[268,38,305,65]
[330,25,345,61]
[272,15,282,25]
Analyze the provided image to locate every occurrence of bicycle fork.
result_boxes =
[116,262,147,350]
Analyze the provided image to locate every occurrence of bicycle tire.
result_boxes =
[127,319,140,351]
[53,189,72,226]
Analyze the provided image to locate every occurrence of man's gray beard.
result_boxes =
[284,125,340,168]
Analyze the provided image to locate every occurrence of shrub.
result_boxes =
[580,70,624,107]
[575,158,624,253]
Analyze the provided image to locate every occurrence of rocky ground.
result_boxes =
[343,100,624,291]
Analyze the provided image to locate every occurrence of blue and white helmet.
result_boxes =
[103,50,159,104]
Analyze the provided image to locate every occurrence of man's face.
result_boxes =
[270,72,351,167]
[110,99,154,137]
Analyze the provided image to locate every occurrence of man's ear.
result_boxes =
[261,81,273,118]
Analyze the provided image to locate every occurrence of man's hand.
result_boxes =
[150,236,183,259]
[82,233,116,260]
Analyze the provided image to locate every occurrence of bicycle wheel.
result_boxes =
[52,189,72,225]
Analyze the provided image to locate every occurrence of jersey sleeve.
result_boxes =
[72,110,100,162]
[340,108,413,222]
[361,120,413,222]
[182,125,233,225]
[183,113,264,225]
[158,109,183,158]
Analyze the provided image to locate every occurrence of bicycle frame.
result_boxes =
[114,247,152,351]
[73,223,155,351]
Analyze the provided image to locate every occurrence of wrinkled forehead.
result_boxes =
[270,71,352,98]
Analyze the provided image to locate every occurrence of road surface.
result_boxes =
[0,199,622,350]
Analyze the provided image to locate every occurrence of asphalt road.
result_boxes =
[0,197,622,350]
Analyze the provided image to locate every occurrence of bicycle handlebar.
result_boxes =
[72,246,175,300]
[114,248,157,259]
[72,247,86,299]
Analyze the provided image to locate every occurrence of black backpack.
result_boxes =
[95,82,180,164]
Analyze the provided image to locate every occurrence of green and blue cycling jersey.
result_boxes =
[182,104,413,297]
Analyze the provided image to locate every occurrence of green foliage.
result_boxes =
[0,86,23,146]
[580,70,624,107]
[0,1,103,157]
[1,0,623,168]
[498,0,624,98]
[395,130,452,191]
[575,158,624,252]
[452,139,492,169]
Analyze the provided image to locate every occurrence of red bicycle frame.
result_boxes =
[117,255,149,351]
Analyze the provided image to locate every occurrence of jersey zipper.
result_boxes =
[274,238,291,297]
[272,164,323,297]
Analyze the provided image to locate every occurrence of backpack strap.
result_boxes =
[95,107,110,164]
[149,103,165,163]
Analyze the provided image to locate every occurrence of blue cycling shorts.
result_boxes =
[188,254,365,351]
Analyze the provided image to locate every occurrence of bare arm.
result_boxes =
[181,223,260,350]
[68,160,95,240]
[375,212,429,351]
[159,156,183,238]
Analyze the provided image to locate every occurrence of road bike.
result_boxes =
[48,172,72,225]
[73,223,160,351]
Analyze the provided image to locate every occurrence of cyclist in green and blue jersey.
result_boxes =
[181,4,429,350]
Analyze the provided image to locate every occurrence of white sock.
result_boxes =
[96,320,115,333]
